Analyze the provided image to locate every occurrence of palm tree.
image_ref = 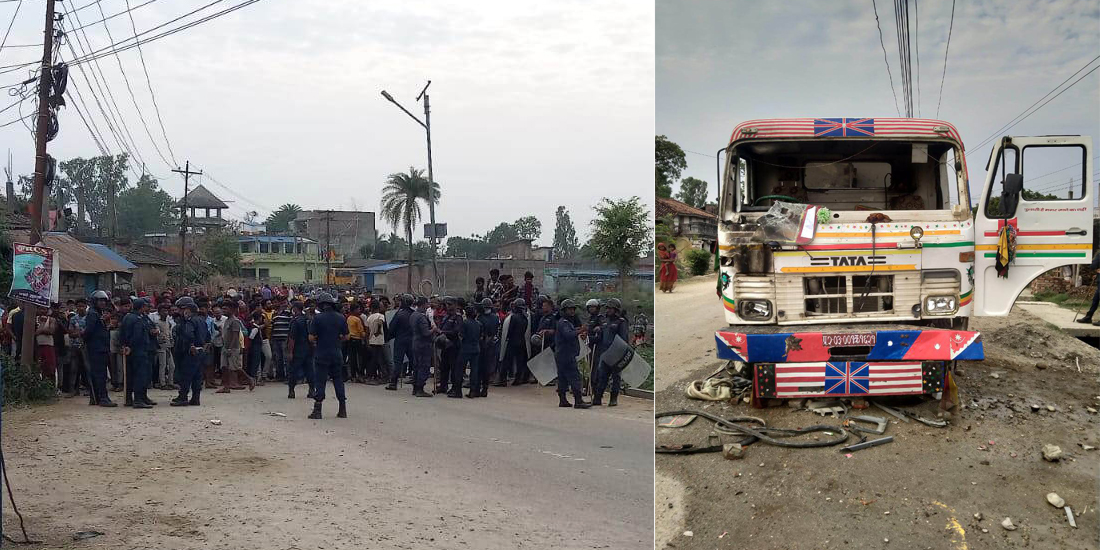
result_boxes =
[380,167,440,292]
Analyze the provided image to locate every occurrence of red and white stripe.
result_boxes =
[729,118,965,150]
[772,361,924,397]
[867,363,923,394]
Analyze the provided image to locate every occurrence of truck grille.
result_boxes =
[778,272,919,322]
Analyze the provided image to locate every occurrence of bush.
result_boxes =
[2,354,57,406]
[684,248,710,276]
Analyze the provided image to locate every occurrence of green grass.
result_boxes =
[1032,290,1090,310]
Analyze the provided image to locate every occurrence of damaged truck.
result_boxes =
[713,117,1093,407]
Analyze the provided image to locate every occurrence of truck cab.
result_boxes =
[713,118,1092,404]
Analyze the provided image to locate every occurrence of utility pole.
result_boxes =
[173,161,202,280]
[20,0,57,368]
[321,209,333,285]
[381,81,441,290]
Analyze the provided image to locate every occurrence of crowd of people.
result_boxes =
[0,268,642,418]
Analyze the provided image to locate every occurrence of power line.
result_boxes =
[0,0,22,57]
[201,170,273,214]
[934,0,955,118]
[91,0,173,169]
[123,0,176,166]
[967,56,1100,156]
[914,0,920,117]
[871,0,901,117]
[65,86,109,155]
[62,0,159,35]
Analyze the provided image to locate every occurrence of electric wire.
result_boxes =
[123,0,177,166]
[934,0,955,118]
[62,0,160,35]
[871,0,902,117]
[91,0,173,169]
[914,0,920,117]
[0,0,23,57]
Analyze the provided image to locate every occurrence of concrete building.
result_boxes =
[293,210,376,260]
[238,235,330,284]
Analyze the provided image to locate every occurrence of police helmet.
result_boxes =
[131,297,147,310]
[91,290,110,301]
[512,298,526,310]
[560,299,577,311]
[315,292,337,306]
[175,296,197,310]
[606,298,622,311]
[442,295,456,305]
[530,333,543,348]
[585,299,600,309]
[479,298,493,309]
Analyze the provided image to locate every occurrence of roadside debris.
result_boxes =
[73,531,104,540]
[657,414,698,428]
[1001,517,1017,531]
[1047,493,1065,508]
[1065,506,1077,528]
[722,443,744,460]
[1042,444,1063,462]
[839,436,893,453]
[264,412,287,418]
[844,415,887,435]
[655,409,849,456]
[209,419,222,426]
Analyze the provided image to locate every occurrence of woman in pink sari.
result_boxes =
[657,243,678,293]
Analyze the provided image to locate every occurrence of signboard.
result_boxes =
[423,223,448,239]
[9,243,59,307]
[822,333,877,348]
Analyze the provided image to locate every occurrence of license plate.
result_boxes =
[822,333,877,347]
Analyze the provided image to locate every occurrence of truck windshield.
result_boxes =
[730,139,962,212]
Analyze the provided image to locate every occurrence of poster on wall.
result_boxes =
[9,243,59,307]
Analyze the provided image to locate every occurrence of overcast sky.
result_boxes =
[658,0,1100,205]
[0,0,654,246]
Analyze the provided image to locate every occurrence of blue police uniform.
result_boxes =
[120,310,153,405]
[310,309,348,403]
[82,305,112,405]
[288,312,314,394]
[438,312,462,394]
[499,310,530,384]
[594,313,629,403]
[388,305,414,386]
[476,311,499,396]
[410,309,433,393]
[172,313,204,404]
[554,315,586,404]
[459,316,481,397]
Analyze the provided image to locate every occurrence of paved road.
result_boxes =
[1017,300,1100,337]
[654,276,724,393]
[2,381,653,549]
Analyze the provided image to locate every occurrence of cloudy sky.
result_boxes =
[0,0,654,246]
[658,0,1099,205]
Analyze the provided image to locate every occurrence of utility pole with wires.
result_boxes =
[321,209,334,285]
[20,0,58,370]
[173,161,202,279]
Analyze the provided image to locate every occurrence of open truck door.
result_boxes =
[973,136,1094,316]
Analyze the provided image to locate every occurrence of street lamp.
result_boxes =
[381,81,440,291]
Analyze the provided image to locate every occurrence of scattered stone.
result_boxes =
[683,531,693,537]
[1047,493,1065,508]
[1079,443,1096,451]
[1035,362,1048,370]
[991,373,1000,379]
[1030,404,1041,412]
[1042,444,1063,462]
[1001,517,1016,531]
[209,419,222,426]
[72,531,104,541]
[981,528,988,533]
[1046,405,1055,412]
[1087,407,1097,414]
[722,443,744,460]
[974,512,983,521]
[1066,506,1077,528]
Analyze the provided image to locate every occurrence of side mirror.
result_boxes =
[1000,173,1023,217]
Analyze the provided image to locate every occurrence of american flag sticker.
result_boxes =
[762,361,928,398]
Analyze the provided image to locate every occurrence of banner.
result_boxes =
[9,243,59,307]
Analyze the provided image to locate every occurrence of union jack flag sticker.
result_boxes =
[814,117,875,137]
[824,361,870,394]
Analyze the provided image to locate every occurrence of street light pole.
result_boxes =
[381,82,440,290]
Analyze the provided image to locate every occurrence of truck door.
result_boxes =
[973,136,1093,316]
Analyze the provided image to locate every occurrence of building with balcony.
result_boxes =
[656,196,718,252]
[238,235,339,283]
[177,184,230,234]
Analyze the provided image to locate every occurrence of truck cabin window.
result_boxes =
[984,144,1086,219]
[734,140,957,211]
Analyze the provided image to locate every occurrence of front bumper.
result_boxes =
[715,326,984,363]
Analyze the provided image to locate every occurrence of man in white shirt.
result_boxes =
[364,301,387,384]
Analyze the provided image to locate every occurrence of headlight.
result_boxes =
[923,295,958,315]
[738,299,772,320]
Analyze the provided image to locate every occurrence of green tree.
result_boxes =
[589,196,652,290]
[445,236,495,259]
[200,230,241,277]
[381,167,440,292]
[116,175,175,238]
[552,205,580,260]
[676,176,709,209]
[484,222,519,245]
[59,154,130,236]
[656,135,686,199]
[265,203,302,233]
[512,215,542,240]
[358,243,373,259]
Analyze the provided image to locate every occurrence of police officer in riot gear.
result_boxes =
[474,298,498,397]
[498,298,531,385]
[286,301,312,399]
[584,298,604,369]
[410,296,434,397]
[437,296,462,397]
[386,293,416,391]
[308,292,349,419]
[82,290,116,407]
[593,297,629,407]
[121,298,156,408]
[554,300,591,409]
[171,296,204,406]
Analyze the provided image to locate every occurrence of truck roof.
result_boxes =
[729,117,963,148]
